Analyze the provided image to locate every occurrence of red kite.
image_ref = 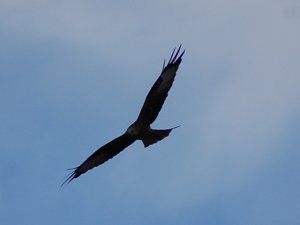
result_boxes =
[63,46,185,185]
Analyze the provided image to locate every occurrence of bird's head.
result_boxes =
[126,122,142,137]
[126,125,138,136]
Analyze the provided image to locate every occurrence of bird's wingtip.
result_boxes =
[61,168,78,187]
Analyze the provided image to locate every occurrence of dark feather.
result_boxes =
[62,133,136,185]
[137,45,185,125]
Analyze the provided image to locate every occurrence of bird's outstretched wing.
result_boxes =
[137,45,185,125]
[62,133,136,185]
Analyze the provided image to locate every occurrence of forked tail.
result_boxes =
[142,126,180,147]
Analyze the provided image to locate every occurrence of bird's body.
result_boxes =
[63,46,185,185]
[127,120,179,147]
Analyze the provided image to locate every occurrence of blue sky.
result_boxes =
[1,0,300,224]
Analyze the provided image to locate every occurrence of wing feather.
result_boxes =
[137,46,185,125]
[62,133,135,185]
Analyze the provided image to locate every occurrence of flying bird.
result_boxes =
[63,45,185,185]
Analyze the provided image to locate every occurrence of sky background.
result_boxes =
[1,0,300,224]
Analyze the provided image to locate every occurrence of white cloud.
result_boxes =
[1,0,299,224]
